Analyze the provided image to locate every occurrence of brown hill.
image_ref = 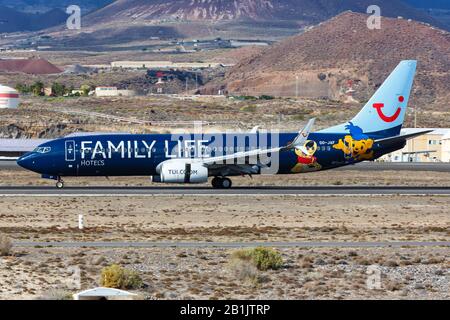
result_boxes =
[40,0,446,47]
[0,59,62,75]
[222,12,450,110]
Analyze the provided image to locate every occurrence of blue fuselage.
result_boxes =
[17,131,404,178]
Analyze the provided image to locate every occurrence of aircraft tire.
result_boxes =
[211,177,221,188]
[221,178,232,189]
[56,181,64,189]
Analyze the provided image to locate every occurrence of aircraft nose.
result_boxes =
[17,153,38,171]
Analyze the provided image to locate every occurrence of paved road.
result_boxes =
[337,162,450,172]
[0,186,449,196]
[0,159,20,169]
[13,241,450,248]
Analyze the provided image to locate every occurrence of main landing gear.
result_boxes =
[56,177,64,189]
[212,177,232,189]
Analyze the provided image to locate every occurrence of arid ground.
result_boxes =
[0,167,448,300]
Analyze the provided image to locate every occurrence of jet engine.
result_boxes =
[152,160,208,184]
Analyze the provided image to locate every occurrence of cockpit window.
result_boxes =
[34,146,51,154]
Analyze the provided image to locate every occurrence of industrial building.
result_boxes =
[0,85,19,108]
[95,87,137,97]
[111,61,222,70]
[381,128,450,162]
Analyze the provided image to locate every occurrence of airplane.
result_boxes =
[16,60,432,189]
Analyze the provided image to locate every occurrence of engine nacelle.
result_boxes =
[153,160,208,184]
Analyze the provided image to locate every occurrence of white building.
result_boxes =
[442,132,450,162]
[381,128,450,162]
[95,87,136,97]
[111,61,221,70]
[0,85,19,109]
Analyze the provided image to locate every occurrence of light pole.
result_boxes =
[295,75,299,98]
[412,105,419,162]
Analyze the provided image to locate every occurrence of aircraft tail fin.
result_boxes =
[319,60,417,139]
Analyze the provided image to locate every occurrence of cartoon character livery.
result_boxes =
[333,122,374,162]
[291,140,322,173]
[16,60,432,189]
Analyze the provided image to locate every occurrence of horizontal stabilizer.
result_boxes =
[375,130,433,146]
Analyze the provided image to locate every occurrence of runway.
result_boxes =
[13,241,450,248]
[1,160,450,172]
[0,186,449,196]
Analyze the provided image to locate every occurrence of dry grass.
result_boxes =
[0,234,12,256]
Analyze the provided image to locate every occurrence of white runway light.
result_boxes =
[78,214,85,230]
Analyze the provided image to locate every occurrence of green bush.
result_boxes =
[100,264,143,289]
[80,84,91,96]
[51,82,67,97]
[31,81,45,96]
[231,247,283,271]
[15,83,30,94]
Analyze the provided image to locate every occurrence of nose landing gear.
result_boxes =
[212,177,232,189]
[56,178,64,189]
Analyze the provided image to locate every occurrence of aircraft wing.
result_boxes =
[195,118,315,166]
[0,139,48,159]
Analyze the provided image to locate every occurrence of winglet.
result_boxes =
[282,118,315,151]
[250,126,260,134]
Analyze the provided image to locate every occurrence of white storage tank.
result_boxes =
[0,85,19,109]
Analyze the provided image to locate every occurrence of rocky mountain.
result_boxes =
[85,0,446,28]
[0,0,112,14]
[219,12,450,111]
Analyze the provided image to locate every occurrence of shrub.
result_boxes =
[39,289,73,300]
[80,84,91,96]
[100,264,143,289]
[240,105,257,112]
[231,247,283,271]
[228,259,260,284]
[0,234,12,256]
[51,82,67,97]
[15,83,30,94]
[31,81,45,96]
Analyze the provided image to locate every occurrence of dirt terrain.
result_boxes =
[0,194,449,243]
[0,167,448,300]
[0,246,448,300]
[1,95,448,139]
[0,192,448,300]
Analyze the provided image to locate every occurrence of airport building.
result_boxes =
[111,61,221,70]
[95,87,137,97]
[381,128,450,162]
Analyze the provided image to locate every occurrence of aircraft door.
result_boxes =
[65,140,76,162]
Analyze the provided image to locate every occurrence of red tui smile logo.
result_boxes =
[372,96,404,123]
